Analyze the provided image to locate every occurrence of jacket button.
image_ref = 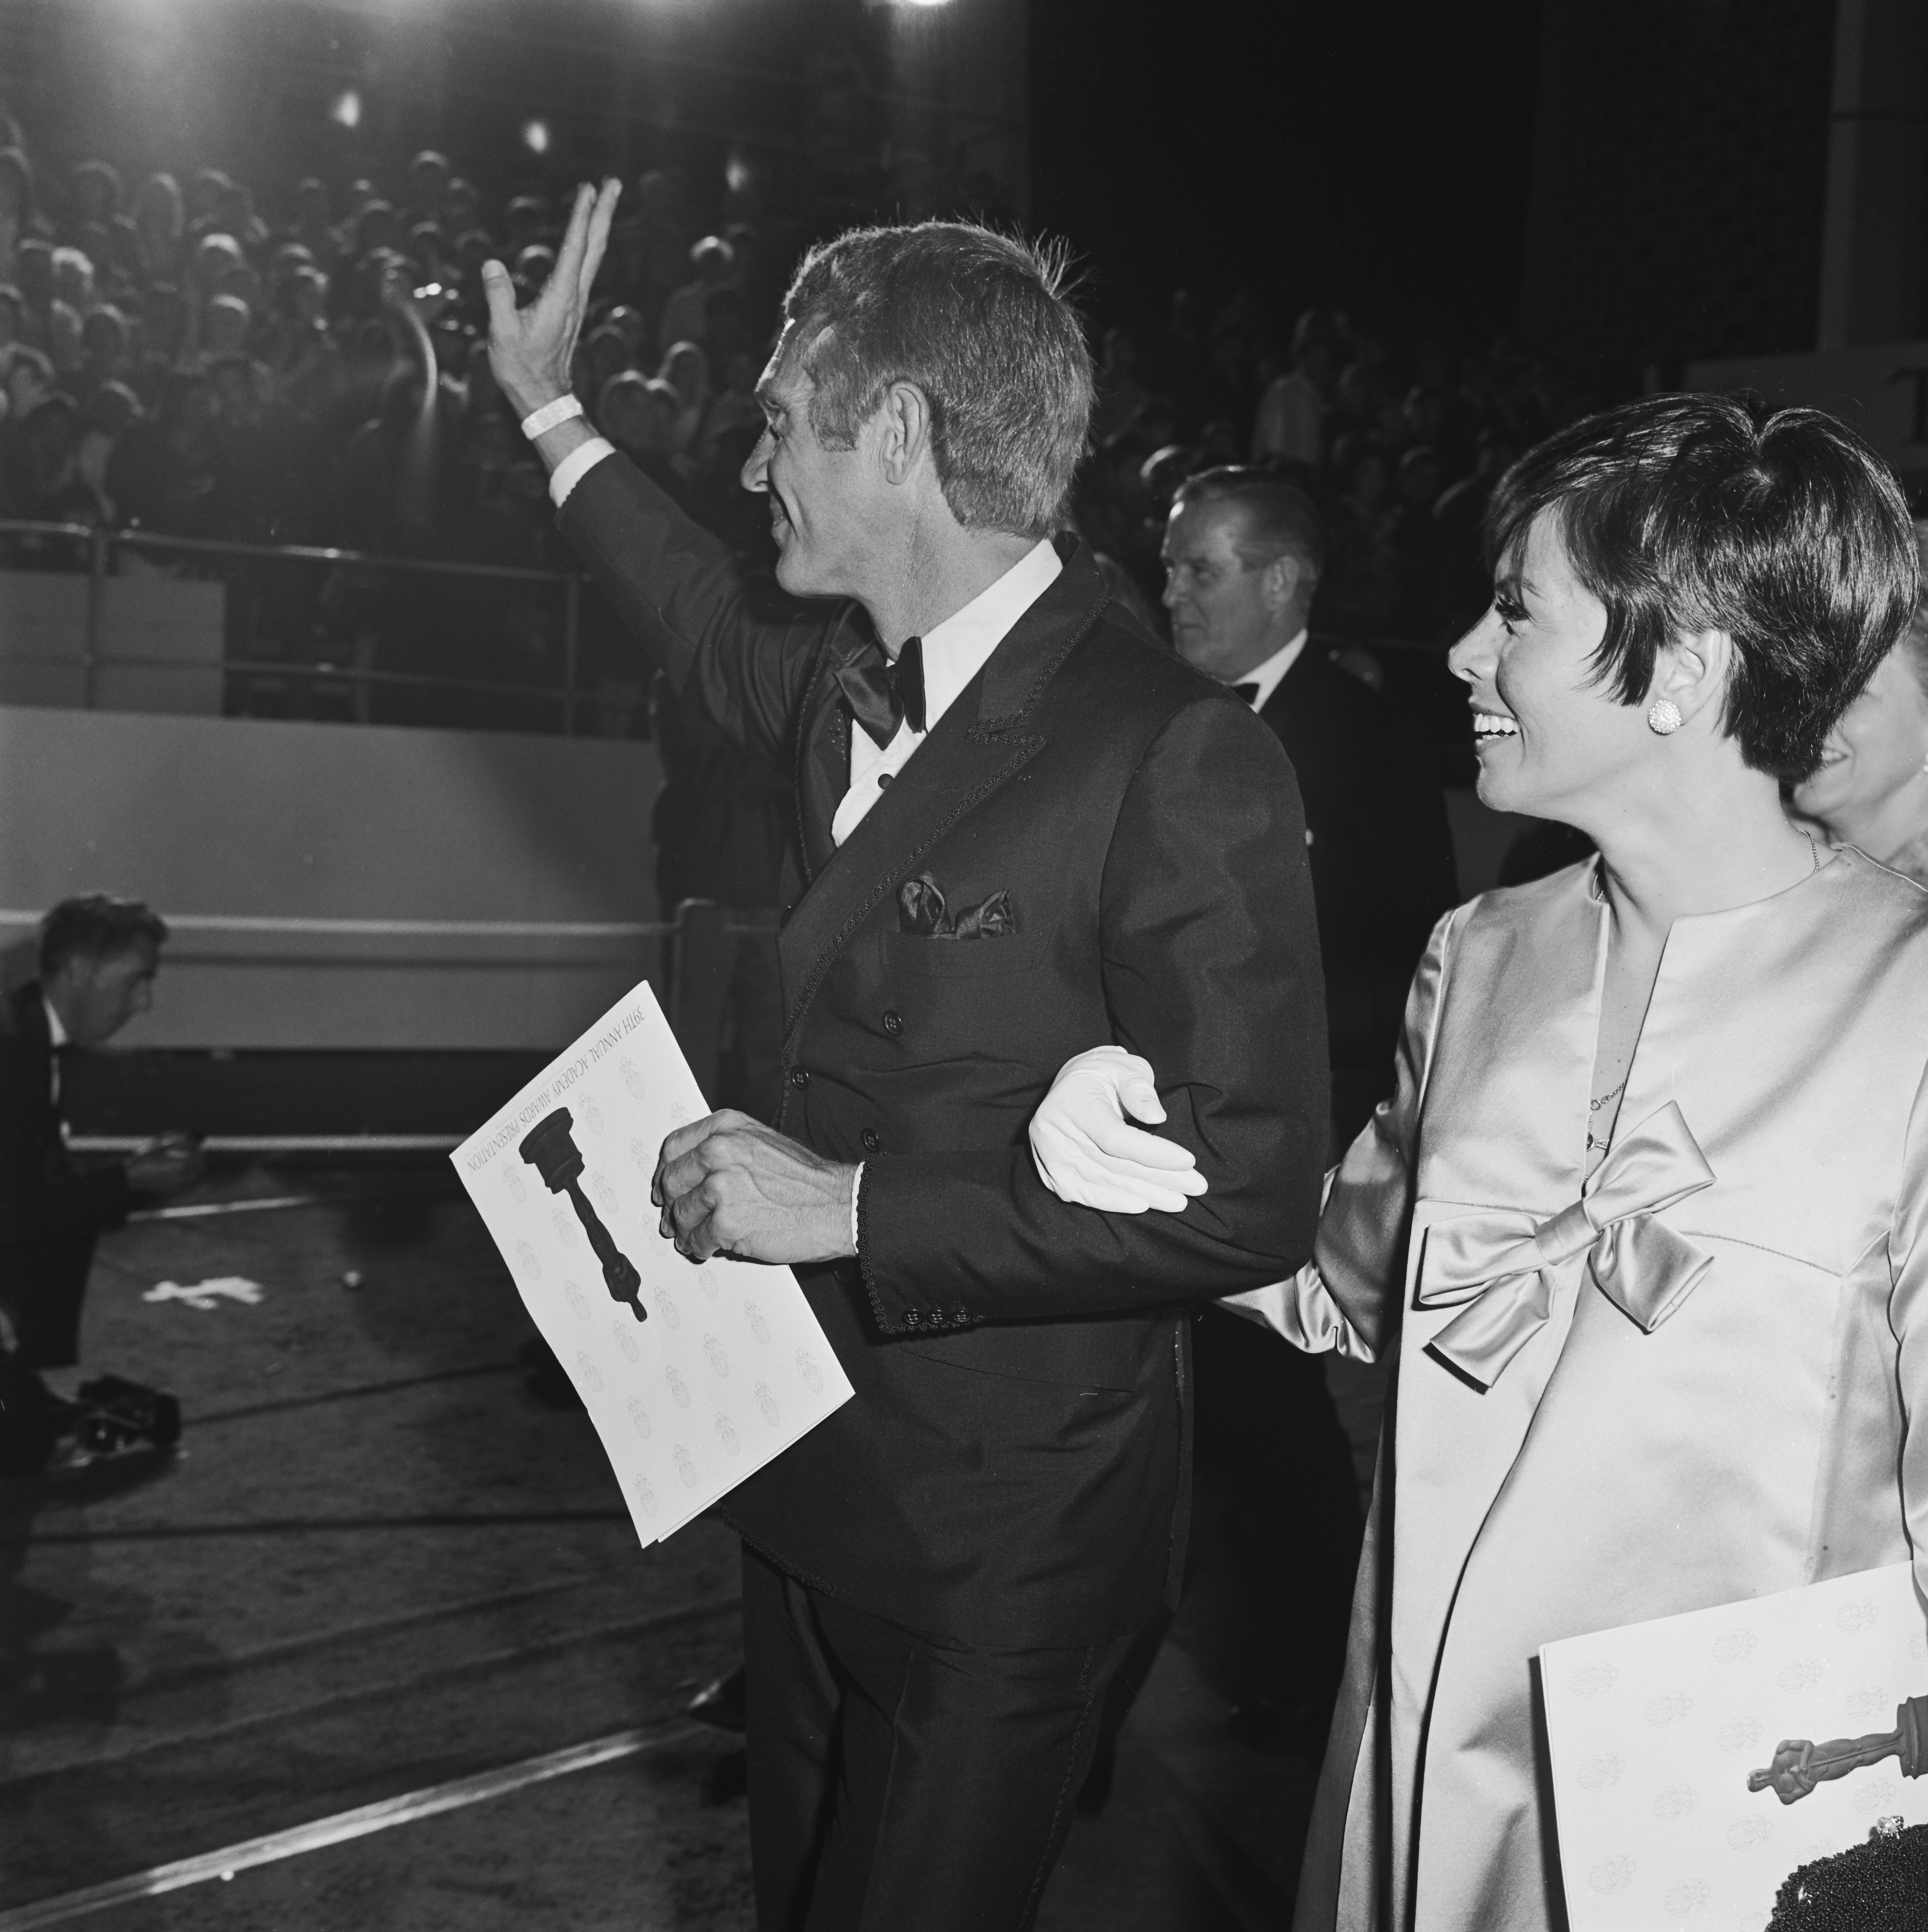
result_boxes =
[861,1127,881,1152]
[882,1010,903,1036]
[789,1068,810,1090]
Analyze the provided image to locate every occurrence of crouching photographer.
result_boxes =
[0,896,198,1474]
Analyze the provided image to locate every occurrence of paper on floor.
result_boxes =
[143,1277,265,1308]
[451,980,853,1548]
[1542,1561,1928,1930]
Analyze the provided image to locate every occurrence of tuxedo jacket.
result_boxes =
[1258,650,1457,1082]
[562,456,1328,1646]
[0,982,130,1249]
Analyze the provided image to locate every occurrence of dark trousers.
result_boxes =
[741,1546,1133,1932]
[1189,1305,1362,1723]
[0,1237,93,1371]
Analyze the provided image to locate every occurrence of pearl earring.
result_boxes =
[1647,698,1682,735]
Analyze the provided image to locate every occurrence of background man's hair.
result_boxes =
[780,221,1093,540]
[40,895,169,979]
[1172,465,1325,580]
[1485,392,1920,780]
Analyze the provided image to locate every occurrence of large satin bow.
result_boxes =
[1414,1100,1715,1390]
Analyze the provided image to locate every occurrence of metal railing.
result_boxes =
[0,516,1464,740]
[0,518,599,735]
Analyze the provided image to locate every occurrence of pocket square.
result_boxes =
[898,872,1016,938]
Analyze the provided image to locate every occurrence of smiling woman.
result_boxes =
[1027,394,1928,1932]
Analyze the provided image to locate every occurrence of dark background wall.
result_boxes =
[1028,0,1544,338]
[1520,0,1839,368]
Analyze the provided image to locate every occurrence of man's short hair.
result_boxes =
[40,896,168,978]
[780,222,1093,540]
[1172,466,1325,579]
[1486,393,1920,780]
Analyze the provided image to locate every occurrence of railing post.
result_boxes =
[83,525,108,708]
[563,574,581,737]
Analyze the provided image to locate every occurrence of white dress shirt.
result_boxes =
[1234,627,1309,714]
[831,539,1061,845]
[43,993,66,1109]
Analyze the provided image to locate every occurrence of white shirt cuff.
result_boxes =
[849,1161,865,1257]
[549,437,616,508]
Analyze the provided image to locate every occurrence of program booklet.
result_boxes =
[452,980,855,1548]
[1541,1562,1928,1930]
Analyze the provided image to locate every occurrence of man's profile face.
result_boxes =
[1162,500,1289,684]
[52,941,160,1048]
[741,329,879,602]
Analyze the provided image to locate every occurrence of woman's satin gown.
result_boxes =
[1229,848,1928,1931]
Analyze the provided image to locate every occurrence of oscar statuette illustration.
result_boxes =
[520,1109,646,1321]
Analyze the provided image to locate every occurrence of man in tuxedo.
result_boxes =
[1164,466,1458,1137]
[486,185,1328,1930]
[0,898,198,1403]
[1160,466,1457,1753]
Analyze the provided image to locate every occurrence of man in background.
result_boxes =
[1161,466,1457,1753]
[0,897,199,1461]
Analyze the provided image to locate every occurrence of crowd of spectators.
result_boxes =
[0,96,1634,729]
[0,107,797,722]
[1072,294,1635,648]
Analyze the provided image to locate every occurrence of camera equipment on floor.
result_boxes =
[72,1375,182,1453]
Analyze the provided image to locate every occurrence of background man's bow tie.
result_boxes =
[1232,681,1261,706]
[837,638,926,748]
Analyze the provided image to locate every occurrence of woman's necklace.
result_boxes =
[1586,1073,1629,1154]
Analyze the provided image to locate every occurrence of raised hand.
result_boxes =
[1029,1045,1208,1214]
[481,176,622,419]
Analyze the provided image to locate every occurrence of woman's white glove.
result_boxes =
[1029,1045,1208,1214]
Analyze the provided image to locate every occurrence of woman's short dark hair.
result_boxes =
[780,221,1093,540]
[1485,393,1920,780]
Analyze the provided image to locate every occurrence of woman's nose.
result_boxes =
[1447,607,1501,687]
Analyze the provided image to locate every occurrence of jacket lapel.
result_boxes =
[776,541,1110,1043]
[793,642,861,885]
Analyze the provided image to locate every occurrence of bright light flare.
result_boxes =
[522,120,551,155]
[330,89,361,130]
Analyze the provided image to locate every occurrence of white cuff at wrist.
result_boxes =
[548,437,615,508]
[520,393,585,440]
[849,1161,865,1257]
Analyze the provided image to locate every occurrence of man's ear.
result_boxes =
[1263,554,1305,613]
[1650,629,1732,727]
[878,380,933,487]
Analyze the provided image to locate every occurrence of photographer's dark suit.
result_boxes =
[561,454,1327,1927]
[0,981,132,1368]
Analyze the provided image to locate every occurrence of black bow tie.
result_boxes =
[1233,681,1262,707]
[836,638,926,749]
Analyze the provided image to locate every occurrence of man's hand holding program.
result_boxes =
[652,1110,858,1265]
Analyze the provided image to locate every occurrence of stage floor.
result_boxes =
[0,1164,1329,1931]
